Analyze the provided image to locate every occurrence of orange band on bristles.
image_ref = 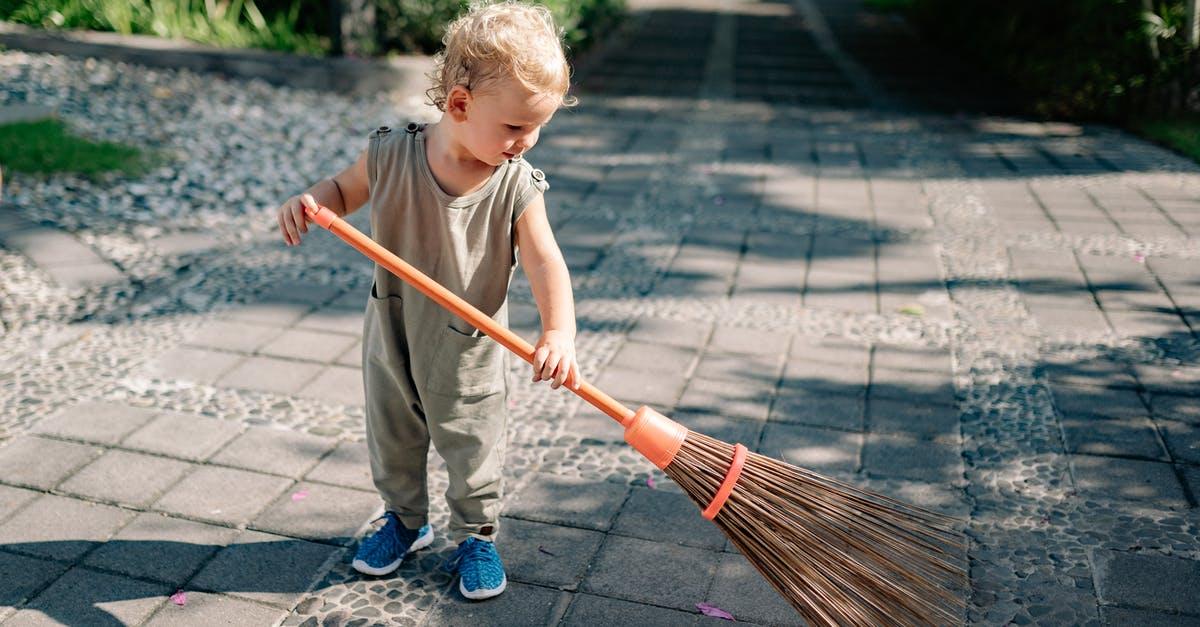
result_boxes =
[702,443,748,520]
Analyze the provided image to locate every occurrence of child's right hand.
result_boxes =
[277,193,320,247]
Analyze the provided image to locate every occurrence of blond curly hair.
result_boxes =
[426,1,578,111]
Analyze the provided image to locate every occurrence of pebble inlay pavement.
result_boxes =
[1,0,1198,624]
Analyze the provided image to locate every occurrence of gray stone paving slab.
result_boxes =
[255,282,343,306]
[189,529,342,609]
[334,341,362,367]
[1091,549,1200,615]
[57,449,195,507]
[759,422,860,475]
[220,300,314,327]
[1041,356,1139,390]
[29,401,159,445]
[258,328,359,363]
[184,319,283,353]
[500,516,605,589]
[870,366,958,406]
[425,581,568,624]
[1100,606,1200,626]
[303,440,374,491]
[582,534,720,611]
[294,306,365,337]
[214,355,325,394]
[611,486,726,551]
[121,411,244,461]
[0,436,102,490]
[0,551,68,611]
[1146,393,1200,424]
[873,344,952,374]
[41,261,125,290]
[707,552,803,626]
[594,366,687,407]
[503,473,629,531]
[152,466,293,526]
[862,433,961,483]
[252,482,379,546]
[0,228,104,269]
[610,340,698,374]
[868,397,960,438]
[298,365,365,406]
[709,325,786,356]
[0,494,134,562]
[81,512,238,585]
[0,485,39,524]
[672,411,763,451]
[142,346,243,385]
[770,387,864,430]
[1061,417,1168,460]
[7,566,168,626]
[1052,384,1149,420]
[781,358,867,395]
[149,230,220,257]
[1158,420,1200,464]
[561,593,700,626]
[142,590,287,627]
[1071,455,1187,508]
[208,425,337,478]
[1133,363,1200,396]
[693,351,783,386]
[677,376,772,422]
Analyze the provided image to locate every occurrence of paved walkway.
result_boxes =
[2,0,1199,625]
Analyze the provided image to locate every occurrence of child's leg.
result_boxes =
[362,295,430,531]
[424,391,508,542]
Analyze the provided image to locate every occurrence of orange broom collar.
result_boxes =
[702,443,748,520]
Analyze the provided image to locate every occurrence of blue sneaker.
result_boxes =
[444,537,507,600]
[351,512,433,576]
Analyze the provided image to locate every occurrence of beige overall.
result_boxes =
[363,122,547,542]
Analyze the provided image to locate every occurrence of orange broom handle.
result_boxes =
[305,204,637,427]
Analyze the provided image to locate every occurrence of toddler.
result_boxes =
[276,0,580,600]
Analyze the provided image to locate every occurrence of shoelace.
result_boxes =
[443,538,497,575]
[365,513,402,559]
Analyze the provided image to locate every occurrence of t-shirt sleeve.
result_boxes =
[512,163,550,227]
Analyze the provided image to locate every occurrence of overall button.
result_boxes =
[405,122,420,133]
[531,169,546,182]
[377,126,391,134]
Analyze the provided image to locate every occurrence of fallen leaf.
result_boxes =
[538,545,556,556]
[899,304,925,317]
[153,86,174,99]
[170,589,187,606]
[696,602,735,621]
[292,490,309,502]
[646,476,656,489]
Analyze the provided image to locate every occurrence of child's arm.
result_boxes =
[515,194,580,390]
[277,150,369,246]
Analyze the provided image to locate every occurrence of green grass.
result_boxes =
[0,118,151,179]
[1134,117,1200,165]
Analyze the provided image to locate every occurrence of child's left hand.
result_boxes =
[532,329,580,390]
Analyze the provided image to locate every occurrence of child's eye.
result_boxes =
[506,124,523,131]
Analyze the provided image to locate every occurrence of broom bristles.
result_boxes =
[664,431,967,627]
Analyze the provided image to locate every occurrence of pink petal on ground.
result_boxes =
[1133,252,1146,263]
[170,589,187,606]
[696,602,735,620]
[291,490,309,502]
[646,476,656,489]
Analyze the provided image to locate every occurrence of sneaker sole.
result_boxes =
[351,527,434,576]
[460,575,506,601]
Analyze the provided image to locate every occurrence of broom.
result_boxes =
[303,204,967,625]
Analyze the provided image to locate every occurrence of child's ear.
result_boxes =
[446,85,472,123]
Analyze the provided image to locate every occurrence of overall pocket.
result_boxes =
[426,325,505,397]
[364,283,406,367]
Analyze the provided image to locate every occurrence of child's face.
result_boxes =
[453,79,559,166]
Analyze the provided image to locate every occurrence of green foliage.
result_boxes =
[1135,115,1200,162]
[377,0,627,56]
[0,118,153,179]
[1,0,328,54]
[906,0,1198,120]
